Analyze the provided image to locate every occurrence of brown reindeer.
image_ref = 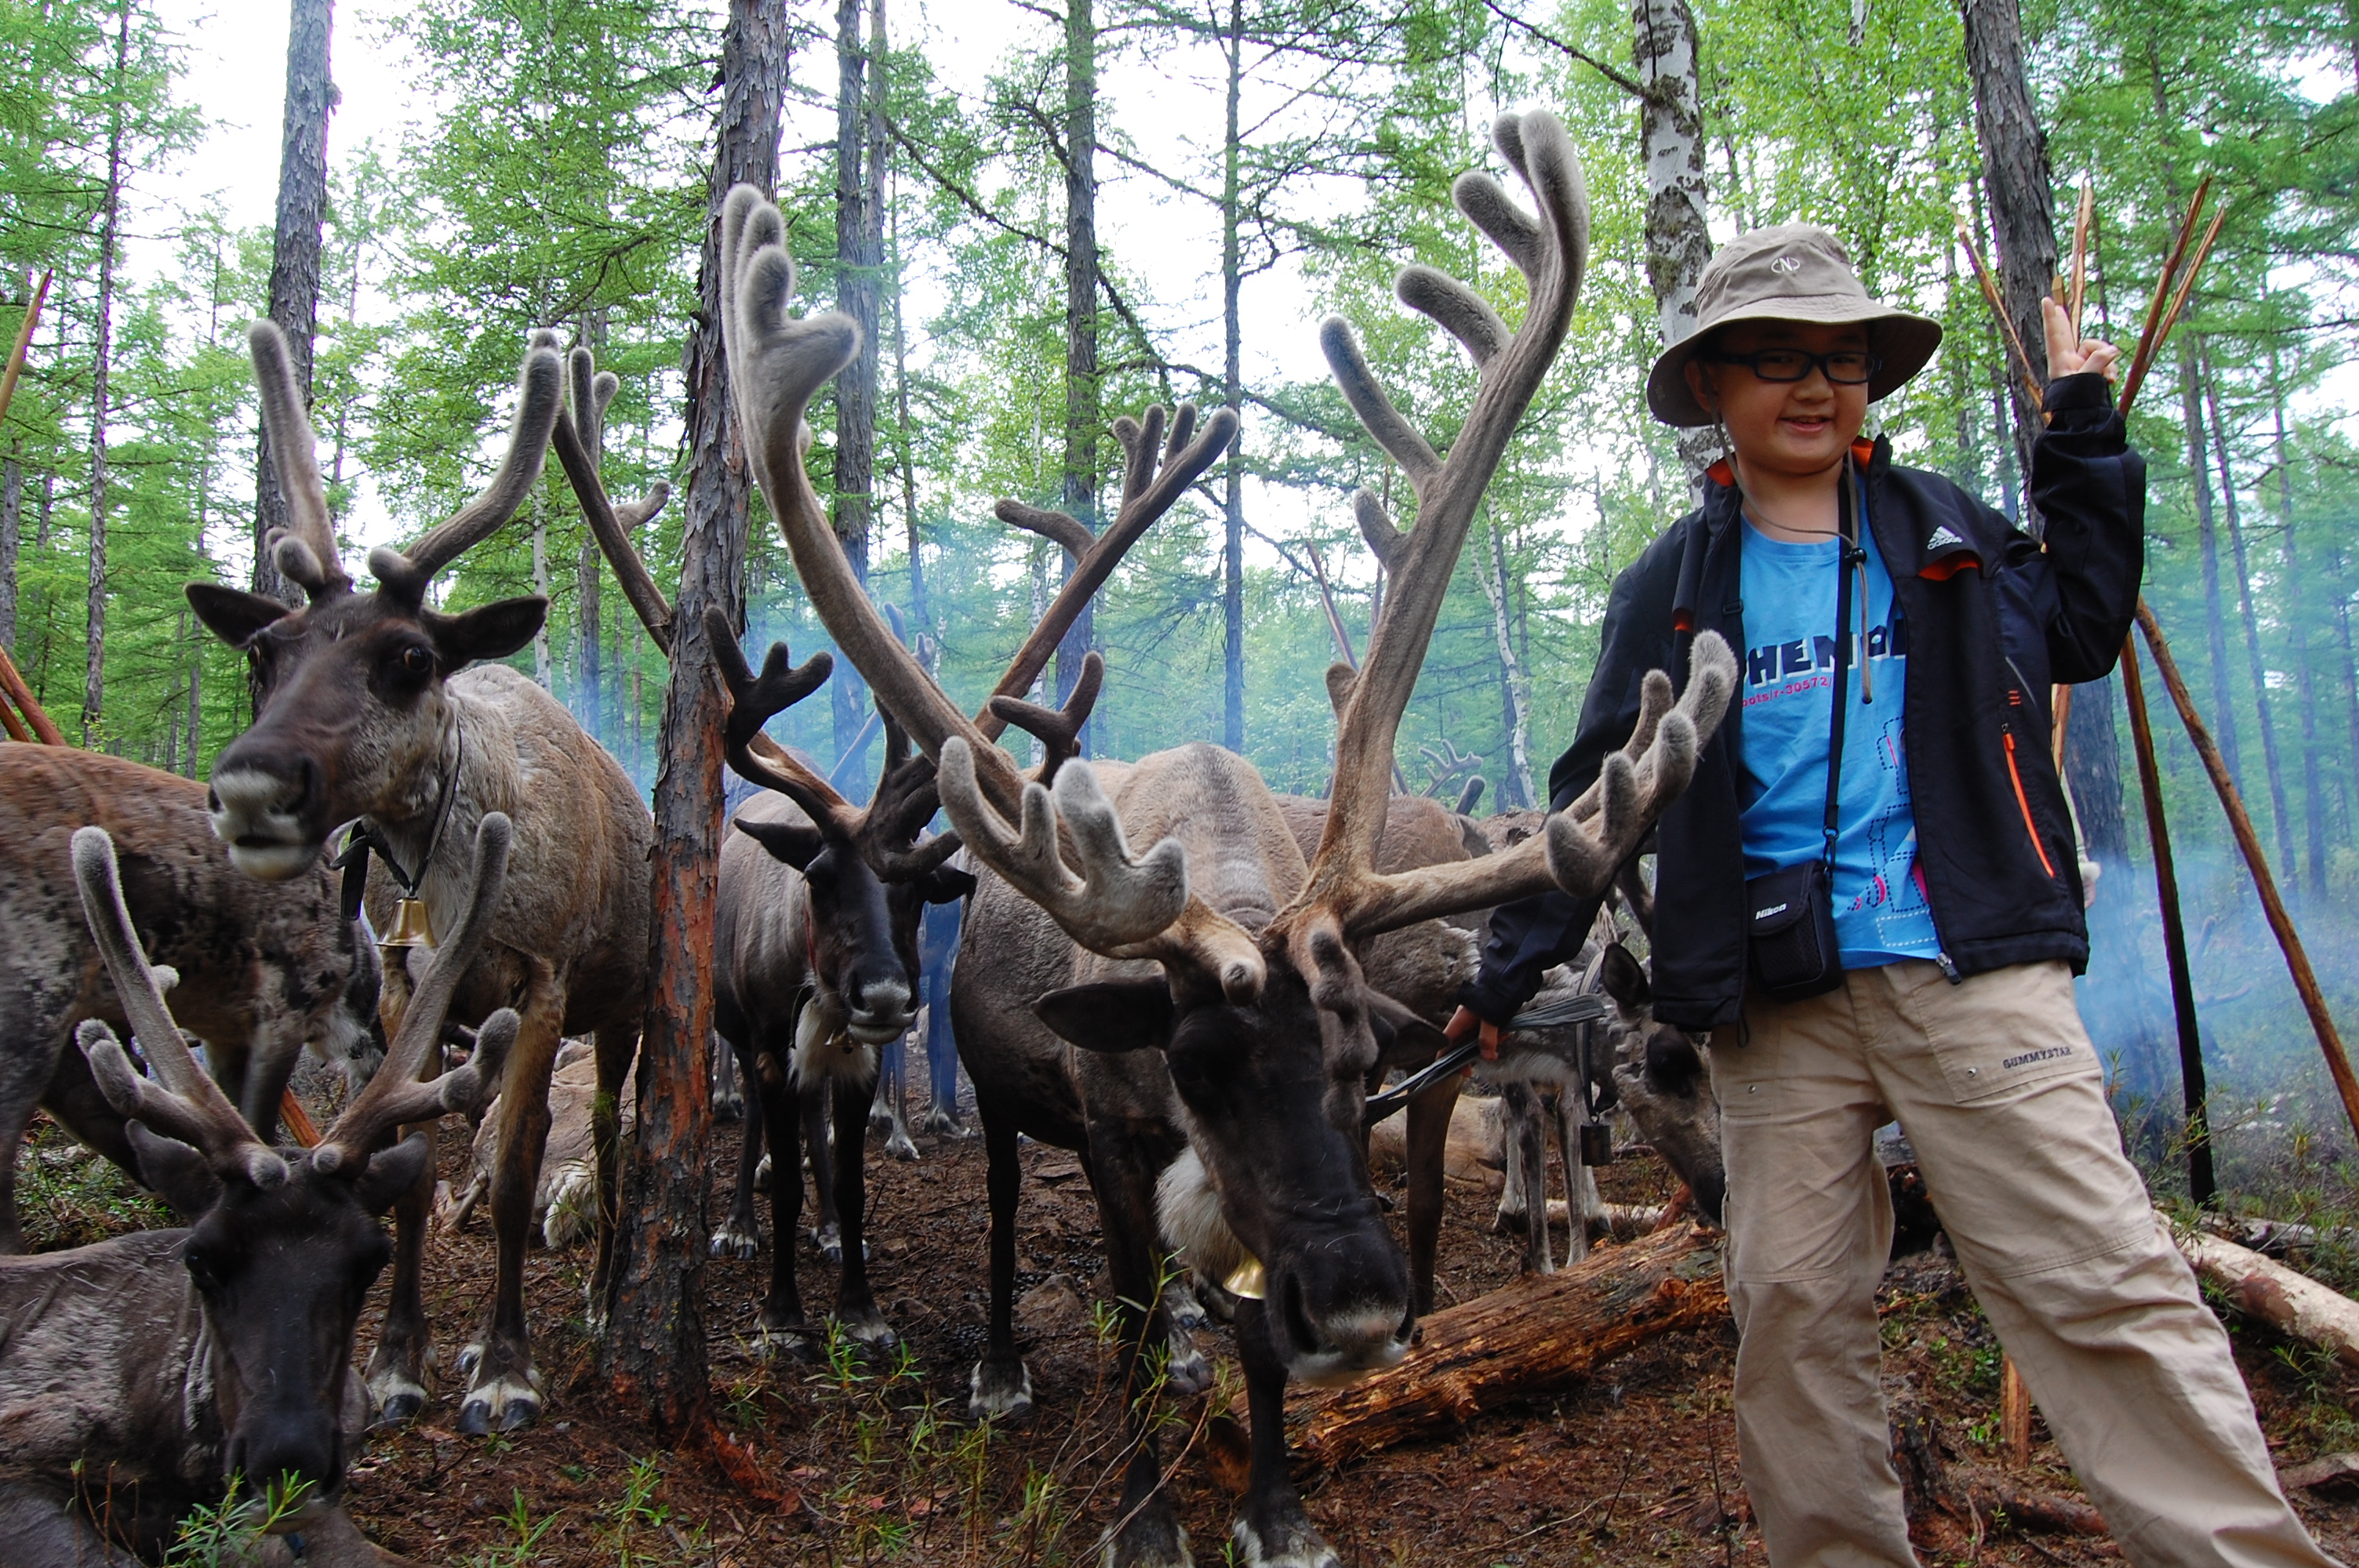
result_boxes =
[184,325,662,1435]
[0,746,384,1250]
[713,109,1737,1566]
[0,816,513,1566]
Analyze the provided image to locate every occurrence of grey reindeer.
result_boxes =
[184,326,663,1436]
[0,745,383,1251]
[0,815,514,1566]
[713,109,1736,1568]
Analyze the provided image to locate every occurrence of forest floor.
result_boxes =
[24,1094,2359,1568]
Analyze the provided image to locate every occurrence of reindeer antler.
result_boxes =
[718,185,1261,996]
[248,321,349,601]
[1280,111,1735,942]
[988,650,1103,786]
[71,828,288,1188]
[554,344,675,648]
[312,814,516,1168]
[369,335,565,591]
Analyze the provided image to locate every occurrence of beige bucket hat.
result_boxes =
[1645,223,1942,427]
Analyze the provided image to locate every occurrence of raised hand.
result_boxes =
[2043,296,2121,383]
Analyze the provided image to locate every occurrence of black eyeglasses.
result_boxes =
[1707,348,1881,385]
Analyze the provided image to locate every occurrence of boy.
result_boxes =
[1447,224,2334,1568]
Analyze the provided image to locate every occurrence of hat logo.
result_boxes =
[1769,255,1802,274]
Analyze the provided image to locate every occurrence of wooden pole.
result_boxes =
[2134,601,2359,1150]
[2116,178,2212,418]
[0,271,51,432]
[2001,1354,2033,1467]
[0,645,66,746]
[2120,630,2215,1204]
[1957,222,2045,408]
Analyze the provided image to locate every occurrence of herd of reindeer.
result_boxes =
[0,113,1741,1568]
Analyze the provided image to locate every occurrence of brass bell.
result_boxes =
[1223,1253,1268,1302]
[378,896,436,952]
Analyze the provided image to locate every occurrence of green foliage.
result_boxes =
[16,1113,171,1251]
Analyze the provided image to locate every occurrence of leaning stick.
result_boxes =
[2120,630,2215,1205]
[2065,180,2095,339]
[2115,176,2212,416]
[2121,205,2224,419]
[2135,601,2359,1149]
[1957,222,2045,408]
[0,644,65,746]
[0,270,52,432]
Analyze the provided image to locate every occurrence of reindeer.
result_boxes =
[0,817,513,1566]
[184,326,662,1435]
[713,110,1737,1566]
[697,638,973,1350]
[0,746,384,1250]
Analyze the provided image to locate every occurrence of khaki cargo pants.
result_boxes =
[1708,959,2335,1568]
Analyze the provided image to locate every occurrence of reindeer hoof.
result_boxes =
[709,1221,761,1260]
[884,1131,920,1163]
[1165,1341,1212,1398]
[753,1323,820,1363]
[456,1342,483,1379]
[1230,1513,1337,1568]
[840,1311,897,1353]
[368,1377,427,1429]
[920,1109,965,1137]
[968,1358,1034,1422]
[1105,1515,1191,1568]
[458,1376,542,1436]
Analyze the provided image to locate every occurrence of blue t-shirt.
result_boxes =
[1737,510,1940,967]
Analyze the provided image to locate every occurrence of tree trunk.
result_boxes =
[1057,0,1100,754]
[255,0,335,608]
[888,153,924,632]
[2268,347,2326,898]
[1632,0,1717,491]
[1,453,19,652]
[530,501,551,688]
[579,539,602,736]
[831,0,878,783]
[2180,350,2243,792]
[1478,518,1535,808]
[86,0,131,745]
[2066,673,2128,865]
[1290,1224,1726,1468]
[1960,0,2055,503]
[600,0,787,1440]
[1220,0,1245,753]
[2201,356,2296,887]
[185,635,202,778]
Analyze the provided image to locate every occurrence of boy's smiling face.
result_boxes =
[1683,318,1871,485]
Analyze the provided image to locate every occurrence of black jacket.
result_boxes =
[1460,372,2145,1032]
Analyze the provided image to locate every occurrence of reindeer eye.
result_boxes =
[397,645,433,677]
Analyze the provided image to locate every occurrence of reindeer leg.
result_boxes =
[758,1037,814,1357]
[803,1079,842,1262]
[709,1042,765,1260]
[830,1060,895,1349]
[1231,1295,1337,1568]
[458,964,564,1436]
[1554,1088,1590,1266]
[586,1019,639,1324]
[1403,1070,1464,1316]
[363,960,434,1425]
[1090,1131,1190,1568]
[0,994,70,1253]
[919,949,966,1136]
[968,1098,1031,1420]
[1497,1081,1553,1275]
[710,1028,745,1122]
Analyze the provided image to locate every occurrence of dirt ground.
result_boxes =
[280,1088,2359,1568]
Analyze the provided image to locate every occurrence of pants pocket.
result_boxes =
[1913,962,2096,1107]
[1711,1012,1782,1123]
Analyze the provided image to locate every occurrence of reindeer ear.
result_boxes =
[735,817,826,870]
[1599,942,1650,1014]
[425,596,547,667]
[354,1132,432,1214]
[1034,978,1176,1054]
[126,1121,223,1221]
[922,866,978,906]
[1362,989,1448,1061]
[187,582,294,648]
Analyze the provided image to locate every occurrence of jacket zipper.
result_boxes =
[2001,727,2059,880]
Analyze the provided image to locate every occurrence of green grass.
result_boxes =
[17,1112,172,1250]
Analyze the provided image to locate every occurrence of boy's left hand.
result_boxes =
[2044,296,2121,383]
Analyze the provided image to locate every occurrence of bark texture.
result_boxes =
[831,0,881,780]
[255,0,334,609]
[2203,361,2295,883]
[86,0,131,743]
[1221,0,1245,752]
[2270,352,2327,898]
[2180,350,2243,791]
[1,454,20,651]
[1632,0,1717,490]
[1961,0,2056,499]
[1289,1224,1727,1467]
[1057,0,1100,753]
[601,0,787,1439]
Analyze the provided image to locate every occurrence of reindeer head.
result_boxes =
[71,816,516,1523]
[710,614,975,1049]
[187,327,663,880]
[1595,942,1725,1225]
[711,122,1732,1381]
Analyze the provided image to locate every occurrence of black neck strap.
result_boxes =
[1823,472,1864,868]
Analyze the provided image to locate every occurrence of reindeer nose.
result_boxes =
[210,755,319,826]
[229,1407,342,1508]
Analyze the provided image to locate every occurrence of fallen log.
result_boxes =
[2169,1214,2359,1370]
[1290,1222,1727,1468]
